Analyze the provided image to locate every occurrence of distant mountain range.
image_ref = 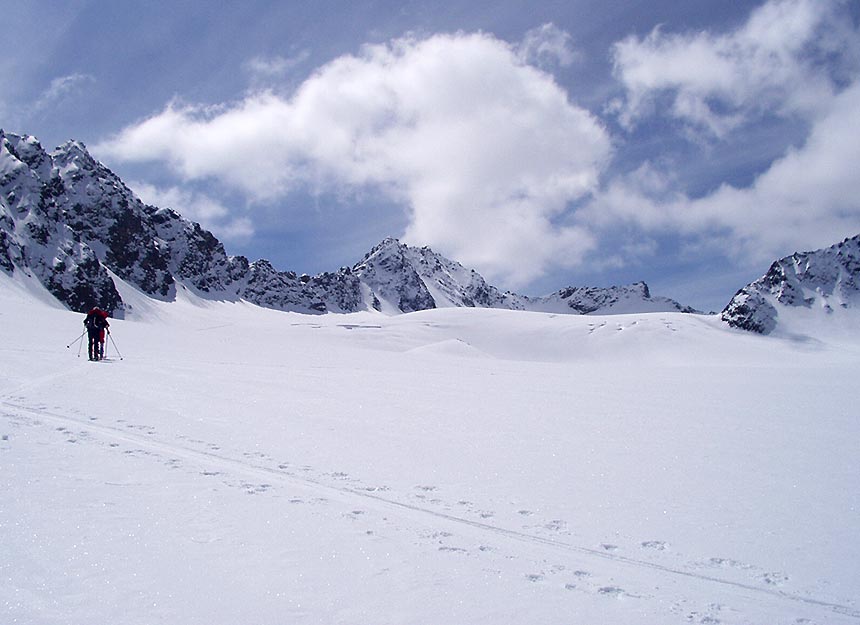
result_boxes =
[0,130,696,318]
[2,129,858,334]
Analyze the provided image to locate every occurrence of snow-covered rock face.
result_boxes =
[529,281,697,315]
[1,132,125,314]
[1,130,700,318]
[1,130,274,315]
[351,238,527,313]
[722,234,860,334]
[353,238,437,313]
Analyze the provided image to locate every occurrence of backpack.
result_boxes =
[85,312,105,331]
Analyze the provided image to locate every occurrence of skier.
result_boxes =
[83,307,110,361]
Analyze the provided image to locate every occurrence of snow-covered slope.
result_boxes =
[1,130,696,318]
[722,234,860,335]
[2,271,859,625]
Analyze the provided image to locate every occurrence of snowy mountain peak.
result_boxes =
[1,131,48,171]
[352,238,523,312]
[352,238,436,313]
[722,233,860,334]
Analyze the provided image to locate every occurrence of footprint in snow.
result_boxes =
[760,572,789,586]
[358,485,390,493]
[707,557,753,570]
[600,543,620,553]
[641,540,668,551]
[421,530,453,540]
[543,520,567,532]
[686,614,721,624]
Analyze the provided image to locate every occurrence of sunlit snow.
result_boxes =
[2,271,858,625]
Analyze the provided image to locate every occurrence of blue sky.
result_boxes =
[3,0,859,311]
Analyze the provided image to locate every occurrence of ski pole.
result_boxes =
[108,331,124,360]
[78,332,85,358]
[66,331,85,349]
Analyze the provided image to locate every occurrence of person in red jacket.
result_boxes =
[83,307,110,361]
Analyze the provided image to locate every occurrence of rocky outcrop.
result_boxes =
[529,281,697,315]
[722,234,860,333]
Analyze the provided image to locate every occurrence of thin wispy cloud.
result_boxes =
[130,181,254,243]
[34,73,96,112]
[517,23,580,68]
[244,51,312,89]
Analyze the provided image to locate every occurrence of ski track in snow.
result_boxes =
[3,397,858,623]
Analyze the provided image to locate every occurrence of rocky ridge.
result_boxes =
[0,129,701,319]
[722,234,860,334]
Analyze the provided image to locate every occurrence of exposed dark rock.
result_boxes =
[721,234,860,333]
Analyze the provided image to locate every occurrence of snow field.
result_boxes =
[1,273,859,624]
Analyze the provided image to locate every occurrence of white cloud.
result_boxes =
[96,31,611,287]
[684,81,860,259]
[583,81,860,265]
[244,51,312,89]
[610,0,855,137]
[244,52,311,77]
[97,7,858,288]
[130,181,254,243]
[35,73,96,112]
[518,23,579,68]
[584,0,860,270]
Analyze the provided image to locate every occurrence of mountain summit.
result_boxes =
[1,130,694,317]
[721,234,860,334]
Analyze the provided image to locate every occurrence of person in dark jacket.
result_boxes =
[83,307,110,361]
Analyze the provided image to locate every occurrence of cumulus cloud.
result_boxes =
[130,181,254,243]
[584,81,860,265]
[610,0,855,137]
[96,4,859,289]
[96,31,611,287]
[587,0,860,269]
